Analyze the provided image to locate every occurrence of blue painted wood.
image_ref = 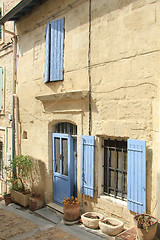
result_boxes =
[52,133,73,205]
[127,139,146,213]
[50,18,64,81]
[81,135,95,197]
[44,22,50,83]
[0,67,3,111]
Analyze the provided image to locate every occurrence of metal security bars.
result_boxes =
[56,122,77,136]
[103,139,127,200]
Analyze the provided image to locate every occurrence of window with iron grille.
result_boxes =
[0,141,3,179]
[103,139,127,200]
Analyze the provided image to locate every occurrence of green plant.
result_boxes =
[5,155,32,193]
[135,214,156,231]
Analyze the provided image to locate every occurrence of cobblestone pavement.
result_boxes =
[0,207,80,240]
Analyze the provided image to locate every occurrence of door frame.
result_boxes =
[52,133,74,205]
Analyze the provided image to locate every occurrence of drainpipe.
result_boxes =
[12,29,17,161]
[0,127,8,192]
[88,0,91,136]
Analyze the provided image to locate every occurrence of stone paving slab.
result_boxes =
[35,207,63,224]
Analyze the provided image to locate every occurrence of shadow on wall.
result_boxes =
[28,158,50,202]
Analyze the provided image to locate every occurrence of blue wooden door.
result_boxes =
[52,133,74,205]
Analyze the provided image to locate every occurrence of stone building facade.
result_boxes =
[0,0,160,228]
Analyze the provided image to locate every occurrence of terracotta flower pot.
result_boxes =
[81,212,104,229]
[4,193,12,206]
[29,195,44,211]
[134,214,158,240]
[99,217,124,236]
[63,203,80,222]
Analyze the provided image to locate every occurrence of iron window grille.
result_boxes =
[56,122,77,136]
[103,139,127,200]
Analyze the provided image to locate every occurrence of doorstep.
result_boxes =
[47,202,63,213]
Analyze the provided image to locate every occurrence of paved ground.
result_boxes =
[0,198,114,240]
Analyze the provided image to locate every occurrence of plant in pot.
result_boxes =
[5,155,33,208]
[29,192,44,211]
[134,213,158,240]
[63,196,80,222]
[3,192,12,206]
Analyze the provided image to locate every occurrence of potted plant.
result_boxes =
[29,192,44,211]
[5,155,33,207]
[3,192,12,206]
[63,196,80,222]
[134,213,158,240]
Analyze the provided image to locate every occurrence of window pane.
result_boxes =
[55,138,60,173]
[110,149,115,168]
[62,139,68,176]
[103,139,127,200]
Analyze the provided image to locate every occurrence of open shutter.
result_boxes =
[50,18,64,81]
[81,135,95,197]
[44,22,50,83]
[127,139,146,213]
[0,67,3,110]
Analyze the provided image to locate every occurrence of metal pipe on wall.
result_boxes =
[0,127,8,192]
[12,32,17,160]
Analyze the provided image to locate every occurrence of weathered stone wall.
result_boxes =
[3,0,160,227]
[0,0,15,193]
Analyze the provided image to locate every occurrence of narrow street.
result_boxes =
[0,199,114,240]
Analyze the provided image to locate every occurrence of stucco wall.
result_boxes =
[4,0,160,227]
[0,0,15,193]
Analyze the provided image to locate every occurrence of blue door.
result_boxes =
[52,133,74,205]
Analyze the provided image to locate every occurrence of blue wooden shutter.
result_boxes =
[0,67,3,111]
[50,18,64,81]
[81,135,95,197]
[44,22,50,83]
[127,139,146,213]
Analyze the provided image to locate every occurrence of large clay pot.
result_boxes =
[134,214,158,240]
[4,193,12,206]
[29,195,43,211]
[81,212,104,229]
[99,217,124,236]
[63,203,80,222]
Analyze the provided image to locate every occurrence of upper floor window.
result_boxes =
[44,18,65,83]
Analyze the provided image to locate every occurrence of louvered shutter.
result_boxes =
[127,139,146,213]
[50,18,64,81]
[44,22,50,83]
[0,67,3,111]
[81,135,95,197]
